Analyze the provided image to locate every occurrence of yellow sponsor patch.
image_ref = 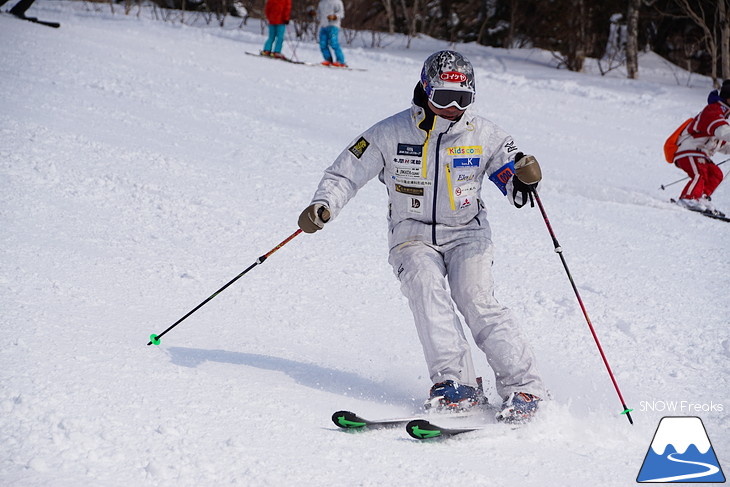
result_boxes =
[395,184,424,196]
[348,137,370,159]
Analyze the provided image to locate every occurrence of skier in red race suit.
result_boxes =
[673,80,730,217]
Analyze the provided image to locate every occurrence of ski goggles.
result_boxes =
[428,88,474,110]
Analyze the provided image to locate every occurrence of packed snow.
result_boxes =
[1,2,728,486]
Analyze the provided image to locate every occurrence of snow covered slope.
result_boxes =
[1,2,727,486]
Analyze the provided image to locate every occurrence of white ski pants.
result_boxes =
[388,237,545,399]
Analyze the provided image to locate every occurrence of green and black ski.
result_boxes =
[406,419,484,439]
[331,410,419,431]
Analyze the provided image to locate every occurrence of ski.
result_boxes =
[320,64,367,72]
[700,212,730,222]
[245,51,309,65]
[406,419,484,439]
[245,52,366,71]
[331,410,419,431]
[670,199,729,222]
[5,13,60,28]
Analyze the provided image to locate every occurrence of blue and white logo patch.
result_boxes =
[488,161,514,196]
[452,157,480,168]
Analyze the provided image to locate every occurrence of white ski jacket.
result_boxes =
[311,101,524,250]
[317,0,344,28]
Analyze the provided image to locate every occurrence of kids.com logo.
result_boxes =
[637,416,725,483]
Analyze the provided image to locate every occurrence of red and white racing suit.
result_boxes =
[674,100,730,200]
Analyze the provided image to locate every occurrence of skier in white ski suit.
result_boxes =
[298,51,546,422]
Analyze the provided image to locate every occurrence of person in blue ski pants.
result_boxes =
[317,0,346,66]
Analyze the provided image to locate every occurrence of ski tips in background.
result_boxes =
[245,51,366,71]
[3,12,60,27]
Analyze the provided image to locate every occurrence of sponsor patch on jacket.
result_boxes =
[408,197,423,214]
[454,182,478,197]
[349,137,370,159]
[447,146,482,156]
[393,157,423,178]
[394,178,432,187]
[488,161,514,195]
[453,157,480,168]
[395,166,421,178]
[397,143,423,157]
[395,184,424,196]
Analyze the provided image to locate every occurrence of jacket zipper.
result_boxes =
[445,163,456,211]
[432,132,446,245]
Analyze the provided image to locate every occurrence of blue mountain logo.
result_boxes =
[637,416,726,483]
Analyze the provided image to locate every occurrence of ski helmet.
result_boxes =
[420,50,475,109]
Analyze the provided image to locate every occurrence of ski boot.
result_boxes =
[496,392,541,424]
[677,197,706,212]
[424,378,487,412]
[700,196,726,217]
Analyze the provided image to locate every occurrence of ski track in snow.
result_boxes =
[1,2,728,486]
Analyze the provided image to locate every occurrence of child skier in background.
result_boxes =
[317,0,346,67]
[261,0,291,59]
[672,80,730,217]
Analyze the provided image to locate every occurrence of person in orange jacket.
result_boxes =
[261,0,292,59]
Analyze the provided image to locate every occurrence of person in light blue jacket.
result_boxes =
[317,0,346,67]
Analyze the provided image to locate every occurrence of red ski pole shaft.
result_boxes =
[147,229,303,346]
[533,190,633,424]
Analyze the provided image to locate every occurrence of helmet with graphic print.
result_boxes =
[420,50,475,110]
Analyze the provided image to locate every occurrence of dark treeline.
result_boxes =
[134,0,730,84]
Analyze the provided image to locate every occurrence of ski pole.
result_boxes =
[285,30,300,62]
[532,190,634,425]
[147,229,303,346]
[660,158,728,190]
